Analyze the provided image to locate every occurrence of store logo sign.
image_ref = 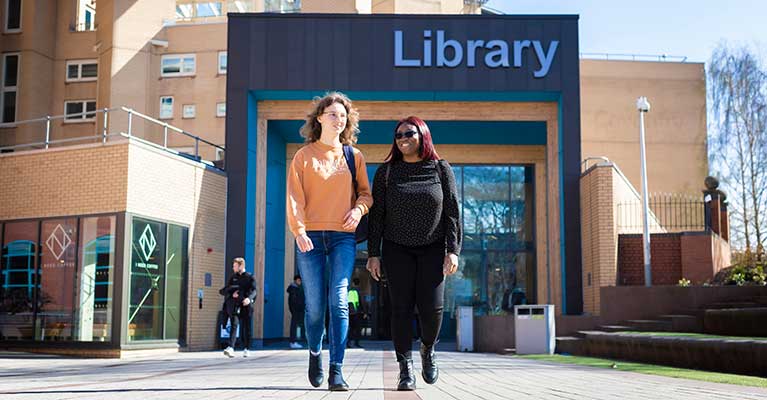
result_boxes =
[394,30,559,78]
[45,224,72,261]
[139,225,157,261]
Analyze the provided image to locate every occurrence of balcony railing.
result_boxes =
[0,107,225,170]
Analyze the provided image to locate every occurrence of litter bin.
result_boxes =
[514,305,555,355]
[456,306,473,352]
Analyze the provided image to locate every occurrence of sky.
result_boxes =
[485,0,767,63]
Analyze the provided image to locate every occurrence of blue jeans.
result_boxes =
[295,231,356,365]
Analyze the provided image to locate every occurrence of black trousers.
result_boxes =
[228,305,253,349]
[348,313,362,343]
[382,239,445,358]
[289,310,305,342]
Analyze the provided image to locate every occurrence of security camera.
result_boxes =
[636,96,651,112]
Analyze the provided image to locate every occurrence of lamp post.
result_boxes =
[636,96,652,287]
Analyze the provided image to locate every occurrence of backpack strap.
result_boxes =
[342,145,358,195]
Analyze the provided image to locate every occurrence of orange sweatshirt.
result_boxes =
[287,141,373,237]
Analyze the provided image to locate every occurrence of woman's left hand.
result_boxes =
[343,207,362,230]
[443,253,459,275]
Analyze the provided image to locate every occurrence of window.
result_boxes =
[159,96,173,119]
[1,220,38,340]
[38,219,78,341]
[265,0,301,13]
[182,104,195,119]
[77,216,116,342]
[64,100,96,122]
[161,54,195,77]
[66,60,98,82]
[216,102,226,117]
[75,0,96,31]
[4,0,22,32]
[1,53,19,124]
[218,51,227,74]
[128,218,187,341]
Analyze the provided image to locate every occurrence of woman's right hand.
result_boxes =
[296,234,314,253]
[367,257,382,281]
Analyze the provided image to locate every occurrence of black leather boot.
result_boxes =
[328,363,349,391]
[308,352,324,388]
[396,352,416,391]
[420,343,439,384]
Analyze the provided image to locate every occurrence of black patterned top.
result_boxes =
[367,159,461,258]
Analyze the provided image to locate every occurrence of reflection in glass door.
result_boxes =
[441,165,535,340]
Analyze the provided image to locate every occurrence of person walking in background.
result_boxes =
[219,257,257,358]
[287,274,306,349]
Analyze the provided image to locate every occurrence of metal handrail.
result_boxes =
[581,156,611,172]
[580,53,689,63]
[0,106,225,169]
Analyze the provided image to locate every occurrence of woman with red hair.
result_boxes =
[366,116,461,391]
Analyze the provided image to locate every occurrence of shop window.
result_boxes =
[128,217,187,342]
[1,220,38,340]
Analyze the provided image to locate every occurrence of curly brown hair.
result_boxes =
[299,92,360,144]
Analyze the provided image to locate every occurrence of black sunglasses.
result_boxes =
[394,130,418,140]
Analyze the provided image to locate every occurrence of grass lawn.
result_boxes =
[616,331,767,341]
[518,354,767,388]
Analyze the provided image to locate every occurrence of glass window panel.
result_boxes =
[164,225,188,341]
[181,57,195,74]
[6,0,21,30]
[175,4,193,19]
[4,55,18,87]
[85,101,96,119]
[182,104,195,119]
[76,216,115,342]
[2,91,16,123]
[67,64,80,80]
[37,219,78,341]
[81,63,98,78]
[1,221,39,340]
[195,2,222,17]
[128,218,166,341]
[160,97,173,119]
[218,52,227,73]
[216,102,226,117]
[462,166,511,250]
[65,102,83,119]
[162,58,181,75]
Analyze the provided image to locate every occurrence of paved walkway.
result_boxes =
[1,342,765,399]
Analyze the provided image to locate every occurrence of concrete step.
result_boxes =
[674,309,706,318]
[657,315,703,332]
[598,325,634,333]
[555,336,583,355]
[705,301,759,309]
[624,319,674,332]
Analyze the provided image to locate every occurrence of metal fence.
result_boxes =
[617,193,706,233]
[0,106,225,170]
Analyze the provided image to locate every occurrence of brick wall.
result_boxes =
[0,143,129,219]
[618,233,682,285]
[580,162,664,315]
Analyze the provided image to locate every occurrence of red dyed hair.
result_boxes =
[385,116,441,162]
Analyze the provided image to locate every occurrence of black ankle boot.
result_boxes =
[308,352,324,388]
[328,363,349,391]
[420,343,439,384]
[396,352,416,391]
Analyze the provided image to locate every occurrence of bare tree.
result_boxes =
[708,43,767,260]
